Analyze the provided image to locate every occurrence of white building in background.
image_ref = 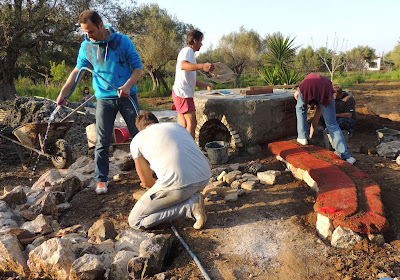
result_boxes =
[366,55,383,71]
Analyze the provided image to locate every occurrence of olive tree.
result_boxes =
[346,45,376,71]
[0,0,122,100]
[295,46,325,73]
[213,26,263,83]
[117,3,192,92]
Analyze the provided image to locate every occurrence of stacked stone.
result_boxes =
[203,161,282,202]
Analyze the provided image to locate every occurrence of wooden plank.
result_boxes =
[249,84,298,90]
[240,88,273,96]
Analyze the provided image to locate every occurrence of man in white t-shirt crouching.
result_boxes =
[128,111,212,230]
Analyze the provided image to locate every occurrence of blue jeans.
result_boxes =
[94,95,140,182]
[296,91,350,159]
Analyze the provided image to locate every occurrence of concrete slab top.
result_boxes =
[194,88,295,101]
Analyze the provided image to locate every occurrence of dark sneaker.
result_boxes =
[192,193,207,229]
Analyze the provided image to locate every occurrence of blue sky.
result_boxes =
[137,0,399,56]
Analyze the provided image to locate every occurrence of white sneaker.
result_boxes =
[297,138,308,145]
[95,182,108,194]
[192,193,207,230]
[346,157,356,165]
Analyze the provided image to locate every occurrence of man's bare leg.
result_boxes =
[183,111,197,139]
[177,113,187,128]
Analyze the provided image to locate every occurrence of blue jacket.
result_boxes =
[76,26,143,99]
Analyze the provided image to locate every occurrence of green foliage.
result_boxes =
[213,26,263,82]
[258,67,281,85]
[116,3,192,93]
[263,32,299,68]
[385,45,400,68]
[295,46,325,73]
[50,61,69,84]
[259,33,302,85]
[345,45,376,70]
[259,66,304,85]
[15,76,91,102]
[333,73,365,89]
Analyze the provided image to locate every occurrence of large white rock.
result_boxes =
[0,200,10,212]
[257,170,281,185]
[114,229,154,255]
[21,214,52,234]
[32,169,62,191]
[0,218,18,234]
[110,250,136,280]
[241,173,259,182]
[48,175,83,201]
[376,140,400,158]
[88,219,118,242]
[0,185,27,206]
[241,180,257,190]
[65,156,96,187]
[316,213,334,240]
[28,192,57,217]
[223,170,242,184]
[331,226,363,249]
[69,254,105,280]
[0,234,28,277]
[28,237,76,280]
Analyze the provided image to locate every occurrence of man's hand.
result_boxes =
[202,63,214,73]
[56,94,67,106]
[294,90,300,100]
[118,84,131,98]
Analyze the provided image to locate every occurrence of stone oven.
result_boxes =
[194,89,297,151]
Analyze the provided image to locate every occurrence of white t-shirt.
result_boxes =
[173,47,197,98]
[130,123,212,190]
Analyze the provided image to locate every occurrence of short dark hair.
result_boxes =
[135,111,159,131]
[79,10,102,28]
[333,84,343,95]
[187,29,203,45]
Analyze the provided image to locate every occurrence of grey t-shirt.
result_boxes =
[130,122,212,190]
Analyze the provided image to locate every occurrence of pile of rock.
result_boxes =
[203,161,282,202]
[0,150,174,279]
[0,96,95,159]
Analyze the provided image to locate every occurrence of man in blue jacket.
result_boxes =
[57,10,143,194]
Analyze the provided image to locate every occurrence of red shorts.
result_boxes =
[172,90,195,114]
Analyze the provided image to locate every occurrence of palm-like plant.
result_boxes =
[263,32,299,69]
[259,33,302,85]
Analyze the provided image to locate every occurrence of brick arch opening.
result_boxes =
[195,114,243,150]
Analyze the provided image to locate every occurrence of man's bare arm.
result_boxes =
[134,157,155,189]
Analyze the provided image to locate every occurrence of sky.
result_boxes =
[137,0,399,56]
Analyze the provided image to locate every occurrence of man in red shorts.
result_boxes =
[172,29,214,139]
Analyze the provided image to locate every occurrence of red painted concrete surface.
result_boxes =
[268,141,390,234]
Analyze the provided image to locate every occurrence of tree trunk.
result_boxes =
[155,70,170,93]
[0,47,19,100]
[0,81,17,101]
[149,71,158,92]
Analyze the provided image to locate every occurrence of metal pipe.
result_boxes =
[170,223,211,280]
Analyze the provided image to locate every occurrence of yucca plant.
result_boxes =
[258,66,281,85]
[279,68,304,85]
[263,32,298,69]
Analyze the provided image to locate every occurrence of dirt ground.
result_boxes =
[1,80,400,279]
